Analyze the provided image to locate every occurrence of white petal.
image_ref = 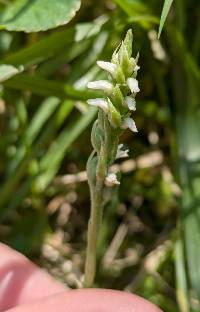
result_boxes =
[116,144,129,159]
[87,98,108,112]
[125,96,136,111]
[127,78,140,93]
[105,173,120,187]
[122,117,138,132]
[97,61,117,75]
[87,80,113,91]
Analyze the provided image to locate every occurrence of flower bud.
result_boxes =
[118,42,130,75]
[105,173,120,187]
[111,44,120,64]
[124,29,133,57]
[114,66,125,84]
[112,85,124,109]
[125,96,136,111]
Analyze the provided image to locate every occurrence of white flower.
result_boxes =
[87,80,113,91]
[116,144,129,159]
[125,96,136,111]
[105,173,120,187]
[127,78,140,93]
[87,98,108,112]
[134,65,140,72]
[97,61,117,75]
[121,117,138,132]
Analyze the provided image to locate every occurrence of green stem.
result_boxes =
[84,108,120,287]
[84,178,104,287]
[84,113,112,287]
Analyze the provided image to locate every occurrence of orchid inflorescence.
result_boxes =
[84,29,140,287]
[87,30,139,131]
[87,29,140,186]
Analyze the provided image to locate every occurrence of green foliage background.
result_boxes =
[0,0,199,311]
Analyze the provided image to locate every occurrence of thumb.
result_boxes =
[6,289,162,312]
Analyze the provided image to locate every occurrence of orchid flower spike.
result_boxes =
[85,30,141,288]
[87,29,140,133]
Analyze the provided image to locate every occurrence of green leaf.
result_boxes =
[158,0,174,38]
[0,64,23,82]
[0,0,81,32]
[3,28,75,67]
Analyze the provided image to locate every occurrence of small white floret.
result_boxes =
[125,96,136,111]
[116,144,129,159]
[122,117,138,132]
[97,61,117,75]
[87,98,108,112]
[105,173,120,187]
[87,80,113,91]
[127,78,140,93]
[134,65,140,72]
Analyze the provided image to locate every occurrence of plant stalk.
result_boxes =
[84,178,104,287]
[84,113,111,287]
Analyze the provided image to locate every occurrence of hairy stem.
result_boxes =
[84,178,104,287]
[84,114,110,287]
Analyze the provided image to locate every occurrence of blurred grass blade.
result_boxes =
[114,0,158,27]
[26,97,60,143]
[183,168,200,300]
[3,28,75,67]
[114,0,150,15]
[0,106,96,218]
[168,26,200,301]
[0,64,23,82]
[34,107,97,192]
[69,31,108,84]
[3,73,99,100]
[158,0,174,38]
[8,97,60,175]
[175,230,190,312]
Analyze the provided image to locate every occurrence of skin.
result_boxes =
[0,243,162,312]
